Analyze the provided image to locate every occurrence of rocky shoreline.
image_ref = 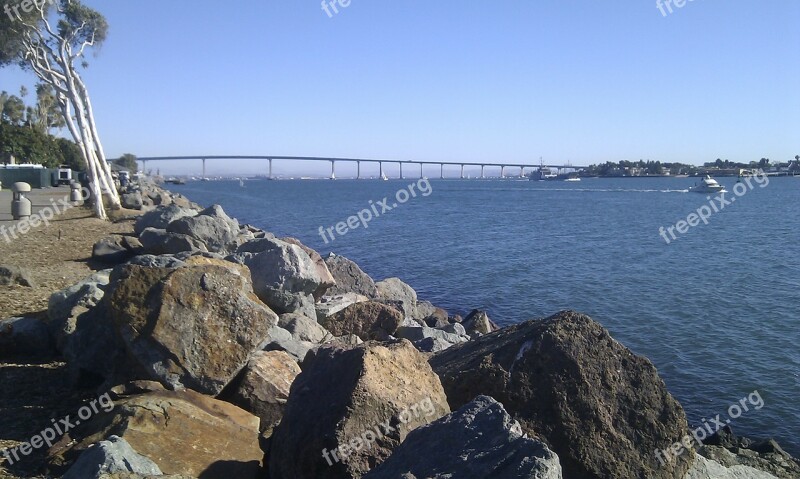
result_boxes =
[1,182,798,479]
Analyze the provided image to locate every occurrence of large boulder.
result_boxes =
[166,205,240,253]
[320,301,404,341]
[227,350,301,437]
[106,261,278,395]
[375,278,417,315]
[121,192,144,210]
[364,395,562,479]
[232,237,331,315]
[138,228,207,256]
[134,204,198,235]
[685,454,780,479]
[0,317,54,358]
[429,310,693,479]
[49,389,263,479]
[324,253,378,298]
[63,436,162,479]
[269,340,450,479]
[316,293,370,323]
[281,237,335,299]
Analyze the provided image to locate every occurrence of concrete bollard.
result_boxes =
[11,182,32,220]
[69,180,83,205]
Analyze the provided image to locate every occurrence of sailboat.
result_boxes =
[239,178,245,188]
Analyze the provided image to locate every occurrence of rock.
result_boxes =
[228,351,301,437]
[50,390,263,479]
[324,253,379,298]
[126,254,185,269]
[121,192,144,210]
[441,322,468,338]
[278,313,331,344]
[412,337,455,353]
[134,205,198,235]
[698,428,800,479]
[269,340,450,479]
[63,436,162,479]
[92,236,142,264]
[0,264,34,287]
[282,237,335,298]
[315,293,370,323]
[375,278,417,317]
[48,270,111,323]
[422,307,450,328]
[429,310,693,479]
[448,314,463,324]
[685,453,780,479]
[0,317,54,358]
[139,228,207,255]
[395,325,467,346]
[462,309,500,336]
[263,326,315,363]
[236,238,333,315]
[320,301,404,341]
[166,205,240,253]
[107,262,278,395]
[364,395,562,479]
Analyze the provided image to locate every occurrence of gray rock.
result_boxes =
[126,255,186,269]
[684,454,779,479]
[324,253,379,298]
[63,436,162,479]
[441,322,468,337]
[281,237,335,299]
[264,326,315,363]
[0,264,34,287]
[134,205,198,235]
[364,396,562,479]
[375,278,418,316]
[92,236,142,264]
[166,205,239,253]
[0,317,54,358]
[395,325,467,345]
[278,313,331,344]
[139,228,207,255]
[238,238,332,315]
[412,337,455,353]
[121,192,144,210]
[315,293,369,323]
[48,270,111,323]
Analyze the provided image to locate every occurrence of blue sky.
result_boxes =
[2,1,798,174]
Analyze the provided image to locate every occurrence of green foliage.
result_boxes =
[0,121,82,169]
[115,153,138,173]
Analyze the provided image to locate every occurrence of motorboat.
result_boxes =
[564,177,581,182]
[529,167,558,181]
[689,175,726,193]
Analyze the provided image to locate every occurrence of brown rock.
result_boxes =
[320,301,404,341]
[282,237,336,299]
[269,340,450,479]
[50,389,263,479]
[429,310,693,479]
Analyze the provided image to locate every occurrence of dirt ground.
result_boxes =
[0,191,141,478]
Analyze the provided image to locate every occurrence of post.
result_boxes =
[141,159,147,174]
[269,158,273,179]
[357,161,361,179]
[330,160,336,180]
[440,164,444,179]
[380,162,384,179]
[420,163,423,179]
[520,166,525,178]
[501,166,505,178]
[202,158,206,179]
[400,162,404,179]
[460,164,464,179]
[481,165,485,179]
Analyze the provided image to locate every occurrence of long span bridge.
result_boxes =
[136,155,589,180]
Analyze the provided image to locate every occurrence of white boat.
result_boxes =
[689,175,726,193]
[381,173,389,181]
[564,177,581,182]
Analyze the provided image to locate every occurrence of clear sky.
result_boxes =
[1,0,798,174]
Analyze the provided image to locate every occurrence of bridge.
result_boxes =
[136,155,589,180]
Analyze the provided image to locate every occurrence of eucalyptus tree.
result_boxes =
[0,0,119,219]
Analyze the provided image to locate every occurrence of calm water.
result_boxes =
[178,176,800,453]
